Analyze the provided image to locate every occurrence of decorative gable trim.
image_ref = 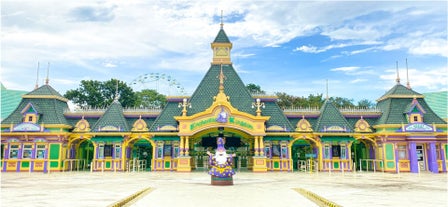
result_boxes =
[20,103,39,115]
[132,116,148,132]
[354,117,372,133]
[405,98,426,114]
[74,116,91,132]
[295,116,313,132]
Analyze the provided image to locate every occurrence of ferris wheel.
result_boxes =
[129,73,186,95]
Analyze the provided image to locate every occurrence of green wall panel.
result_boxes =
[50,161,58,167]
[334,162,339,169]
[385,144,394,160]
[165,161,170,168]
[21,161,29,168]
[386,161,395,168]
[49,144,60,159]
[274,161,280,168]
[106,161,111,168]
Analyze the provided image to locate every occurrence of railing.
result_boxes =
[339,107,382,113]
[126,158,147,172]
[359,159,384,173]
[297,159,318,173]
[63,159,87,172]
[283,107,320,113]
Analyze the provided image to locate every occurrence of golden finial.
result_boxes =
[217,64,226,93]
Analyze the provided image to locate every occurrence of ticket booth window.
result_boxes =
[9,145,19,159]
[398,145,407,159]
[340,145,347,159]
[36,145,46,159]
[98,144,104,159]
[324,145,330,159]
[104,145,113,157]
[22,144,32,159]
[163,145,172,156]
[114,145,121,159]
[332,145,341,157]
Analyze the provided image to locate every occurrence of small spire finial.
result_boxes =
[406,58,411,89]
[395,61,400,84]
[35,62,40,89]
[220,10,224,29]
[45,62,50,85]
[326,79,329,100]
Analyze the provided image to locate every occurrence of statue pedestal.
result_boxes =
[211,175,233,186]
[252,157,267,172]
[176,156,192,172]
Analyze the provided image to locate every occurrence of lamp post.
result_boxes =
[251,98,265,116]
[178,98,191,116]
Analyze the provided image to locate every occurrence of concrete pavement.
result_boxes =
[1,171,447,207]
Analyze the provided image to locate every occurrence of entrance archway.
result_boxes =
[126,138,153,172]
[351,137,377,171]
[291,139,314,171]
[189,127,251,171]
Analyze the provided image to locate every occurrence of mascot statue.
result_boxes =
[207,137,235,185]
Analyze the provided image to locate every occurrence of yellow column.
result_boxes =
[179,136,184,156]
[254,136,259,156]
[252,136,267,172]
[185,136,189,156]
[259,136,264,156]
[177,136,191,172]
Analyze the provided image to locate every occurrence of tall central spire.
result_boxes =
[220,10,224,29]
[211,11,232,65]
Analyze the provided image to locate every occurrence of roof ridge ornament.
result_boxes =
[395,61,401,84]
[35,62,40,89]
[220,10,224,29]
[406,58,411,89]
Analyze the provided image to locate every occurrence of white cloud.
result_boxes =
[409,39,448,57]
[331,66,360,72]
[380,67,448,91]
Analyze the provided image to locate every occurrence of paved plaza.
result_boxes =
[1,171,447,207]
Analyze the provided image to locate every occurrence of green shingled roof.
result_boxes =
[91,100,129,131]
[377,84,421,101]
[26,84,64,97]
[1,83,28,120]
[1,85,69,125]
[149,102,182,131]
[423,91,447,119]
[213,28,230,43]
[314,100,353,132]
[376,84,446,125]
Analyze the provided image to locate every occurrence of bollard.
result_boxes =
[342,163,344,176]
[328,162,331,176]
[373,160,376,173]
[359,159,362,172]
[396,161,400,175]
[102,162,104,173]
[353,162,356,174]
[29,165,32,175]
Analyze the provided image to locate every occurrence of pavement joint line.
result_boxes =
[293,188,342,207]
[108,187,154,207]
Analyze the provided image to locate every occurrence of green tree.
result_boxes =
[246,83,265,94]
[64,79,136,108]
[357,99,375,108]
[135,89,167,108]
[329,97,355,108]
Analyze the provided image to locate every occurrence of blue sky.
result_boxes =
[2,1,447,104]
